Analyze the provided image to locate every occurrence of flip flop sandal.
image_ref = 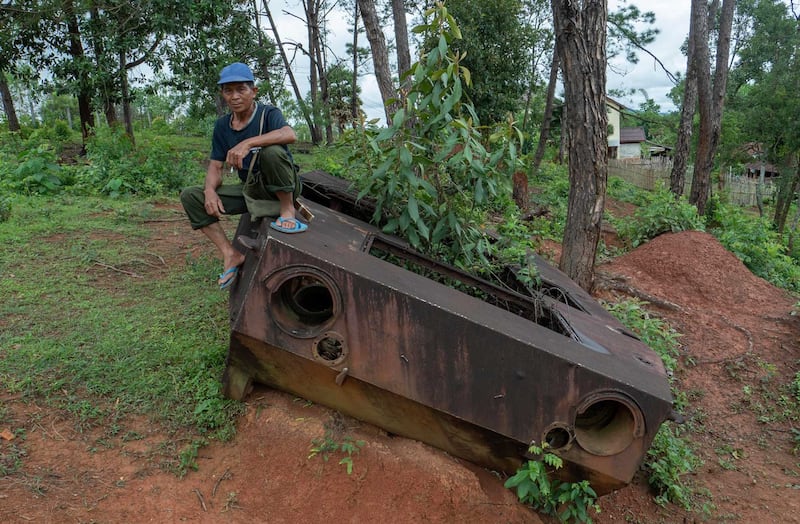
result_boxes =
[218,266,240,290]
[270,217,308,234]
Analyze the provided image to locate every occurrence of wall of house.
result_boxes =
[619,143,642,159]
[607,104,620,148]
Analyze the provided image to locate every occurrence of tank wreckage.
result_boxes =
[221,170,674,495]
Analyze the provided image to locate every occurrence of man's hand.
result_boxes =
[203,188,225,218]
[226,143,252,170]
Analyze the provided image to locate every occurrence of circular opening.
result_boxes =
[574,399,636,456]
[312,332,347,366]
[316,336,343,361]
[266,268,341,339]
[543,425,572,450]
[282,281,333,324]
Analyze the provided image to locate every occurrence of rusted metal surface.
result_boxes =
[222,172,673,494]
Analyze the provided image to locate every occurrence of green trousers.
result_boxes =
[180,145,300,230]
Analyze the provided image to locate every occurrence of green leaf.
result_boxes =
[399,146,412,167]
[408,195,420,222]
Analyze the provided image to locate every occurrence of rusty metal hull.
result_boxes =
[223,191,673,494]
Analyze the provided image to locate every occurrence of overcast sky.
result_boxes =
[266,1,693,120]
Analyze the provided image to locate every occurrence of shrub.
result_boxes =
[82,126,203,197]
[505,442,600,523]
[613,186,705,248]
[346,4,516,267]
[0,194,11,222]
[709,200,800,292]
[0,143,63,195]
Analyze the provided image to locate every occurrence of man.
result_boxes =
[180,62,307,290]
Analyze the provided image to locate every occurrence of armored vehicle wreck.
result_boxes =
[222,171,674,494]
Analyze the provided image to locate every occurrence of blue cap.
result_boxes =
[217,62,255,85]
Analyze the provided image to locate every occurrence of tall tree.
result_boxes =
[729,0,800,232]
[391,0,412,95]
[446,0,533,125]
[263,1,315,133]
[358,0,399,124]
[551,0,608,291]
[669,1,701,198]
[689,0,736,215]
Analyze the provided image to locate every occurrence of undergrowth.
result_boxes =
[0,196,244,473]
[605,299,706,512]
[505,442,600,523]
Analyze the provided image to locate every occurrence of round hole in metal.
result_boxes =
[574,398,637,456]
[543,425,572,451]
[312,332,347,366]
[266,266,341,339]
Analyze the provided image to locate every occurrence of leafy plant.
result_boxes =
[708,200,800,292]
[0,144,63,195]
[646,423,702,509]
[82,126,203,197]
[604,299,682,374]
[308,432,365,475]
[604,299,704,509]
[347,3,516,267]
[505,442,600,523]
[612,185,705,248]
[0,194,11,222]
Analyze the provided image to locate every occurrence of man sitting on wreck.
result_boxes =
[180,62,307,290]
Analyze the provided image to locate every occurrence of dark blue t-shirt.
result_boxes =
[210,103,292,182]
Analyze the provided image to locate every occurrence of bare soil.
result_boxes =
[2,203,799,523]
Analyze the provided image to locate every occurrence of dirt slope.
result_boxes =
[1,219,799,523]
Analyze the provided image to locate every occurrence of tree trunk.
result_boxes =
[65,0,95,149]
[358,0,399,124]
[392,0,412,95]
[529,44,559,176]
[670,0,701,197]
[120,49,135,146]
[690,0,735,215]
[774,160,800,232]
[252,0,278,103]
[0,73,20,131]
[304,0,324,144]
[552,0,608,292]
[351,1,360,124]
[786,166,800,253]
[263,1,316,139]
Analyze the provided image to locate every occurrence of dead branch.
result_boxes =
[212,468,231,498]
[193,488,207,511]
[594,272,682,311]
[93,262,143,278]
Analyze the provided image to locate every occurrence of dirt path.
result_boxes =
[2,216,799,523]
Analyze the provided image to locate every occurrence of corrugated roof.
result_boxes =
[620,127,646,143]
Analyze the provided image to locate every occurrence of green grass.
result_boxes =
[0,195,244,471]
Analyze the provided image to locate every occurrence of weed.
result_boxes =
[308,432,365,475]
[223,491,241,512]
[611,185,705,249]
[0,442,27,476]
[505,442,600,523]
[715,445,744,471]
[604,299,705,511]
[0,193,11,222]
[646,423,703,510]
[176,439,206,478]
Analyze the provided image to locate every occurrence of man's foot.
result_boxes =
[218,251,246,288]
[270,217,308,234]
[218,266,239,290]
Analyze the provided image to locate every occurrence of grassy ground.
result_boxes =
[0,195,245,473]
